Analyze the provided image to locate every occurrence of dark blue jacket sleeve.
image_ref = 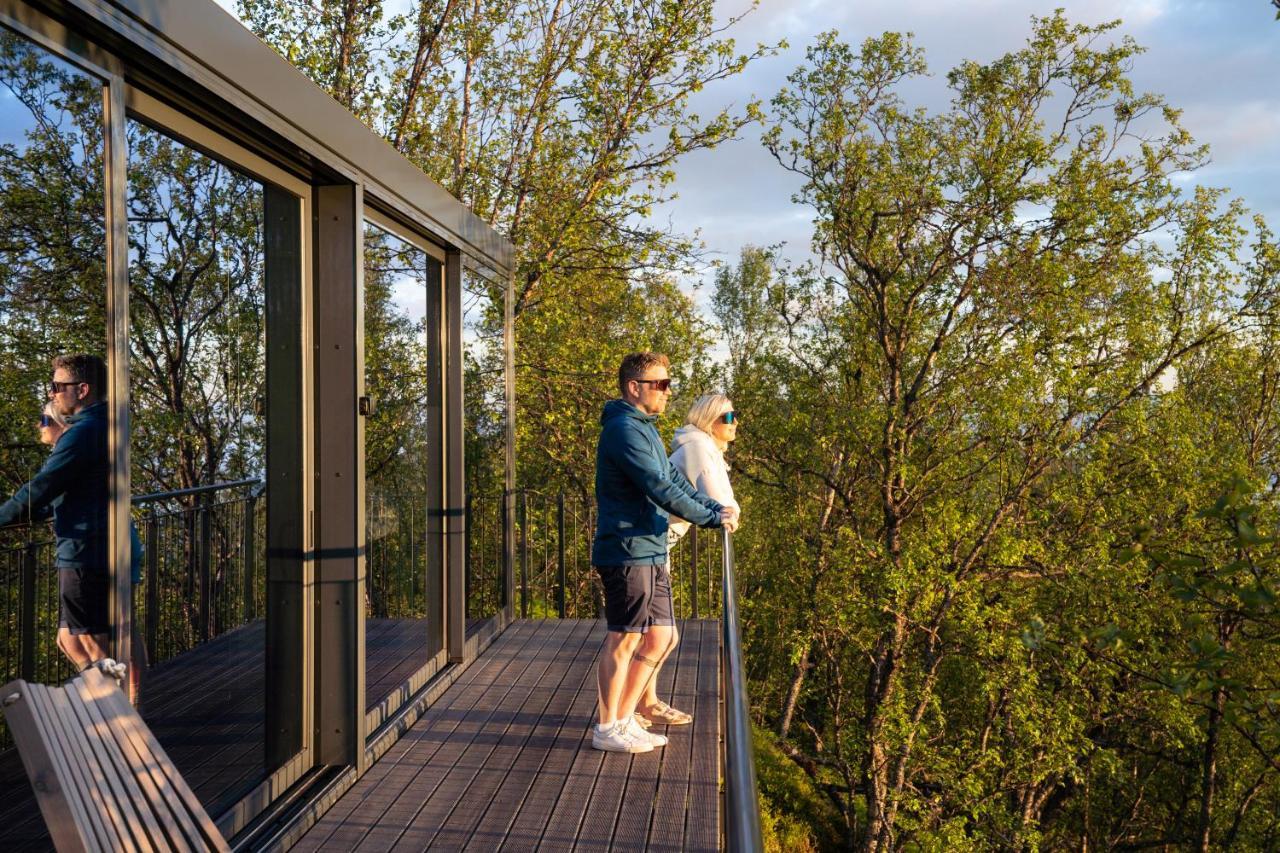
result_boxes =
[609,422,723,527]
[0,430,83,527]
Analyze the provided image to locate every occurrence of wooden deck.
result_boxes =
[0,618,721,851]
[293,618,722,852]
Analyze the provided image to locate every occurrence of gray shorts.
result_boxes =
[595,563,674,633]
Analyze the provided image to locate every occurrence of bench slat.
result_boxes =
[49,686,141,853]
[1,671,230,853]
[65,675,162,853]
[83,669,229,853]
[33,682,123,853]
[2,680,99,852]
[76,671,202,853]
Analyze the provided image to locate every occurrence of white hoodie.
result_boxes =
[668,424,740,541]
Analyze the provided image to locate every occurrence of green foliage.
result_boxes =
[240,0,781,495]
[729,11,1280,850]
[754,724,845,851]
[0,30,106,489]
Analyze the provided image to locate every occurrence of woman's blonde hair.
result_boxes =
[42,401,68,429]
[686,394,733,450]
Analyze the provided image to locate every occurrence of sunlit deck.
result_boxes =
[292,618,721,852]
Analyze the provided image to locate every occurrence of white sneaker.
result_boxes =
[625,715,667,748]
[592,721,653,753]
[90,658,127,683]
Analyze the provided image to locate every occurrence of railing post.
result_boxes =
[243,490,257,622]
[519,490,528,619]
[501,490,510,614]
[145,513,159,663]
[556,493,566,618]
[20,543,37,681]
[199,497,212,642]
[690,526,700,620]
[721,528,763,851]
[464,493,473,617]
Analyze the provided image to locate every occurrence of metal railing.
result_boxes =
[0,478,268,749]
[507,489,725,620]
[134,479,266,665]
[465,491,506,621]
[720,527,763,851]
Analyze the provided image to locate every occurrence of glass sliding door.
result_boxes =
[0,24,111,848]
[363,217,444,716]
[126,115,303,818]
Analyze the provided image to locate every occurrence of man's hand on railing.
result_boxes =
[720,506,739,533]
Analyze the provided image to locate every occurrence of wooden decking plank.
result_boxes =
[532,625,632,852]
[287,618,723,853]
[416,619,598,848]
[644,620,706,852]
[574,621,694,853]
[292,621,537,852]
[684,621,720,851]
[495,619,606,852]
[389,619,596,850]
[291,620,541,852]
[467,619,603,848]
[610,619,697,851]
[363,617,417,705]
[138,621,265,716]
[348,617,573,850]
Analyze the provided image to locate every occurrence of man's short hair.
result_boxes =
[53,354,108,399]
[618,351,670,396]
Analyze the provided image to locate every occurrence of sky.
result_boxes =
[207,0,1280,288]
[666,0,1280,276]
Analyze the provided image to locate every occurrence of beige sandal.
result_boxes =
[633,713,653,729]
[641,700,692,725]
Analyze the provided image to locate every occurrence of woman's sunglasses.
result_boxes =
[39,414,52,428]
[721,411,737,424]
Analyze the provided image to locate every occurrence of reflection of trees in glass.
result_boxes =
[364,224,431,619]
[0,29,105,491]
[127,123,265,496]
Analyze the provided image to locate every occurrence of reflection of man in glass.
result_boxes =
[0,354,111,671]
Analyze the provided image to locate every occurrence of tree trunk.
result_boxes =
[1198,684,1224,852]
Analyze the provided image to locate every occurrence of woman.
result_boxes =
[38,400,66,448]
[637,393,741,727]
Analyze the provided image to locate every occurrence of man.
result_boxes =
[0,354,113,674]
[591,351,738,753]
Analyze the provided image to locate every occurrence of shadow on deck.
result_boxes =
[293,618,721,852]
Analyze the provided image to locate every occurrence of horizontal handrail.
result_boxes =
[721,527,763,851]
[132,478,263,505]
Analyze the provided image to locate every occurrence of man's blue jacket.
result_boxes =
[0,401,109,569]
[592,399,723,567]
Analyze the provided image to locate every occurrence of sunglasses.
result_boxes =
[721,411,738,424]
[634,378,672,392]
[39,414,52,427]
[49,380,83,394]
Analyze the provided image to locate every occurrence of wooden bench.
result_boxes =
[0,668,228,852]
